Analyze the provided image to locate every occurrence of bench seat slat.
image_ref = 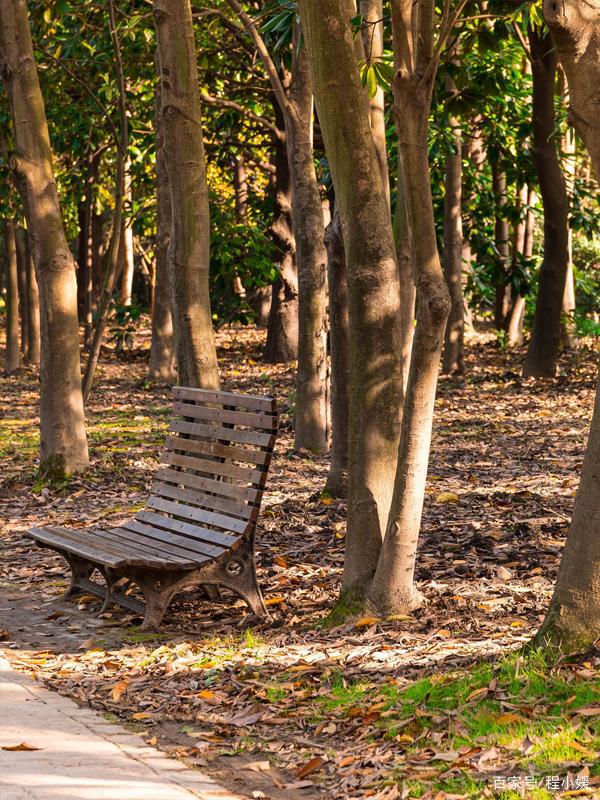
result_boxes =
[164,435,270,466]
[100,527,198,567]
[136,510,238,546]
[169,419,273,447]
[153,475,254,520]
[30,527,126,568]
[173,386,276,413]
[121,520,225,559]
[41,525,181,568]
[158,454,260,501]
[140,503,243,545]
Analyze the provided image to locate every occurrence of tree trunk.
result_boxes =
[149,66,176,384]
[0,0,89,476]
[325,205,349,498]
[523,25,570,378]
[287,26,329,453]
[13,223,27,357]
[153,0,219,389]
[442,95,464,375]
[79,150,98,340]
[119,158,135,306]
[395,160,415,397]
[360,0,390,204]
[506,184,532,347]
[2,218,20,373]
[534,0,600,654]
[562,121,577,348]
[492,161,511,329]
[300,0,403,602]
[264,92,298,363]
[24,228,40,365]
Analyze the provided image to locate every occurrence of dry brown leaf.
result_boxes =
[1,742,42,751]
[295,756,325,779]
[111,679,129,702]
[354,616,380,629]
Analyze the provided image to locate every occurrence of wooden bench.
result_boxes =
[28,386,278,629]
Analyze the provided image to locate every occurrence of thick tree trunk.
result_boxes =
[2,218,20,373]
[300,0,403,601]
[24,228,40,365]
[523,26,570,378]
[368,60,451,614]
[492,161,511,329]
[153,0,219,389]
[534,0,600,654]
[325,205,349,498]
[149,69,176,384]
[264,99,298,363]
[287,29,329,453]
[442,100,464,375]
[0,0,88,476]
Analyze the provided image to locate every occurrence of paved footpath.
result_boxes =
[0,655,245,800]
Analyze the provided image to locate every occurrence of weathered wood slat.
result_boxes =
[164,435,270,466]
[135,510,242,544]
[173,386,276,413]
[39,526,172,568]
[160,450,264,484]
[153,474,254,519]
[169,419,274,447]
[97,527,196,567]
[173,401,278,432]
[121,520,224,559]
[158,454,260,501]
[146,492,250,534]
[29,527,124,568]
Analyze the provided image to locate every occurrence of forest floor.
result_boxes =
[0,325,599,800]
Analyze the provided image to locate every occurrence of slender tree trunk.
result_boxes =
[82,1,127,403]
[562,121,577,348]
[149,66,176,384]
[0,0,88,476]
[325,205,349,498]
[523,25,570,378]
[79,150,98,340]
[492,161,511,329]
[395,160,415,397]
[24,228,40,365]
[119,158,135,306]
[360,0,390,204]
[506,183,530,347]
[264,93,298,363]
[534,0,600,654]
[153,0,219,389]
[2,218,20,373]
[300,0,403,601]
[13,223,27,357]
[367,0,451,614]
[287,28,329,453]
[442,93,464,375]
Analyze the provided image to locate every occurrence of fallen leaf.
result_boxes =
[111,679,129,702]
[435,491,460,504]
[295,756,325,779]
[494,712,525,725]
[354,616,380,629]
[1,743,42,751]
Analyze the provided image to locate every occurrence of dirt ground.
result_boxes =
[1,326,598,799]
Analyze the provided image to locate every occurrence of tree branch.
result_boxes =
[201,92,284,140]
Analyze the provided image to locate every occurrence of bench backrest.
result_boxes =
[137,387,278,550]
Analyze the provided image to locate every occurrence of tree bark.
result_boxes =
[153,0,219,389]
[287,26,329,453]
[492,161,511,329]
[523,25,570,378]
[300,0,403,601]
[13,223,27,357]
[395,160,415,397]
[264,94,298,363]
[24,227,40,365]
[149,66,176,384]
[534,0,600,653]
[367,0,451,615]
[360,0,390,204]
[325,205,349,498]
[119,157,135,306]
[0,0,88,476]
[442,93,464,375]
[2,218,20,373]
